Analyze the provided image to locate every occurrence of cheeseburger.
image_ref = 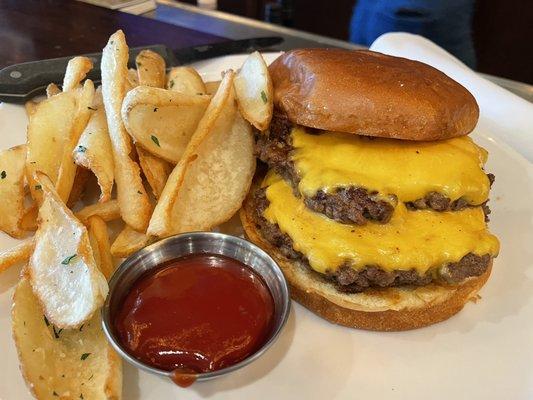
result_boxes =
[240,49,500,331]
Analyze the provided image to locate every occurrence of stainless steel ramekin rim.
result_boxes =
[101,231,291,382]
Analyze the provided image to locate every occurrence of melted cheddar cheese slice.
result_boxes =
[263,172,499,275]
[291,127,490,204]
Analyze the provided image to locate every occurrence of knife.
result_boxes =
[0,36,283,103]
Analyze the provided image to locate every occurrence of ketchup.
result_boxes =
[114,253,275,384]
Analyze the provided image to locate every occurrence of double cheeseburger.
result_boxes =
[240,49,500,331]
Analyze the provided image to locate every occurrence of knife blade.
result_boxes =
[0,36,282,103]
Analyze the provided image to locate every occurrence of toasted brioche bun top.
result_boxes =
[269,49,479,141]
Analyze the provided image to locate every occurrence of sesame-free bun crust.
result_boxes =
[240,188,491,331]
[269,49,479,141]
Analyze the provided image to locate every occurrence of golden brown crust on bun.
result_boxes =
[269,49,479,141]
[240,188,491,331]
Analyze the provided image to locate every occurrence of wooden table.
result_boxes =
[2,1,531,102]
[0,0,226,69]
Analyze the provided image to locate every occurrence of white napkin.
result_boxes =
[370,32,533,162]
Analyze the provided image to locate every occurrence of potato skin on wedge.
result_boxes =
[13,277,122,400]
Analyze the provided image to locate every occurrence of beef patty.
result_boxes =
[256,111,493,225]
[252,186,492,293]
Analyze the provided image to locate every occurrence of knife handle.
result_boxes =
[0,45,169,103]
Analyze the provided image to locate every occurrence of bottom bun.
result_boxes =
[240,191,492,331]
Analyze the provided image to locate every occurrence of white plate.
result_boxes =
[1,54,533,400]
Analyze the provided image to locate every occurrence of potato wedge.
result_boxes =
[55,79,95,202]
[73,90,115,202]
[234,51,273,131]
[24,101,38,117]
[205,80,221,95]
[46,83,61,98]
[26,90,77,200]
[110,225,153,258]
[101,30,152,232]
[63,56,93,92]
[0,239,33,274]
[28,172,108,328]
[167,66,206,95]
[148,71,255,237]
[0,145,27,238]
[136,49,166,88]
[76,200,121,225]
[137,146,172,199]
[154,112,254,235]
[13,277,122,400]
[122,86,210,163]
[88,216,115,280]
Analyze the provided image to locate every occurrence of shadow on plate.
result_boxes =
[123,364,141,399]
[190,304,297,397]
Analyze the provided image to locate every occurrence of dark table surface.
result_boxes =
[0,0,226,69]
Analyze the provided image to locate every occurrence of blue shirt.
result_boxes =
[349,0,476,67]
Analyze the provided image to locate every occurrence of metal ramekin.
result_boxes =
[101,232,290,383]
